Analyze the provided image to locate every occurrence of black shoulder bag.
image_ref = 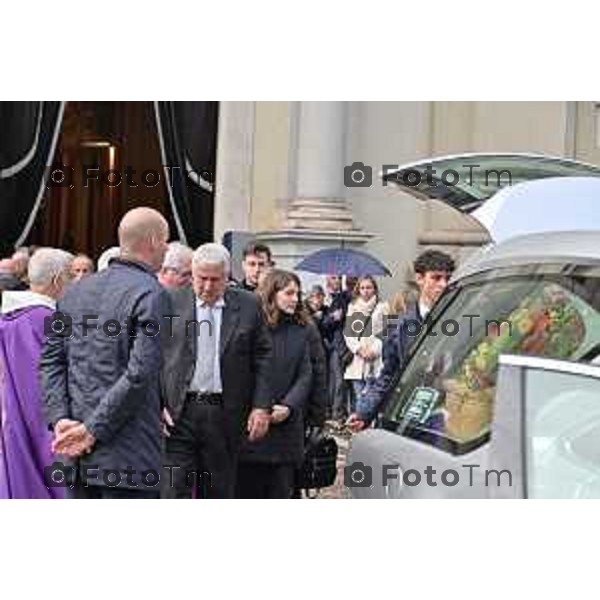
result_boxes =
[295,428,339,497]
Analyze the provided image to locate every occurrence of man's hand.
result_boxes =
[54,418,80,439]
[53,422,96,457]
[271,404,291,424]
[247,408,270,441]
[161,407,175,437]
[52,419,81,454]
[346,413,367,433]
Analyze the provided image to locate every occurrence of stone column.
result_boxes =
[212,101,255,244]
[256,101,371,279]
[283,101,355,230]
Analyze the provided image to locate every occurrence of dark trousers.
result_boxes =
[162,399,236,499]
[67,483,159,499]
[235,463,296,499]
[328,349,347,420]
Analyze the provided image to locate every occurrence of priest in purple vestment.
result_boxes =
[0,248,73,499]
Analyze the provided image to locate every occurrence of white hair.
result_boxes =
[28,248,74,287]
[97,246,120,271]
[192,243,231,273]
[162,242,193,270]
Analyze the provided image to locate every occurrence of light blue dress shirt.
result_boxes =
[189,296,225,393]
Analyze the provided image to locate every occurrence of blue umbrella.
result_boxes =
[295,248,391,276]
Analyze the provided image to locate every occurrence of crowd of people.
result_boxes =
[0,205,455,499]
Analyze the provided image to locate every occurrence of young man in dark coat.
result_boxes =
[347,250,455,431]
[321,275,352,421]
[233,242,273,292]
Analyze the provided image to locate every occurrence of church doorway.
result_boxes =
[26,101,181,259]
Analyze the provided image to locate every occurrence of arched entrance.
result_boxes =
[26,101,180,259]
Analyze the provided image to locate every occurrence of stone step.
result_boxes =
[287,198,352,210]
[286,209,354,221]
[285,218,357,230]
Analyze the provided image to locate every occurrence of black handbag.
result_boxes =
[295,429,339,494]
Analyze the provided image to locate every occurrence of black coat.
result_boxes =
[161,285,273,446]
[41,258,172,489]
[305,321,328,427]
[239,317,312,466]
[322,290,352,354]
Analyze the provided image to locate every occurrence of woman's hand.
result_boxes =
[358,343,377,361]
[271,404,291,424]
[363,347,378,360]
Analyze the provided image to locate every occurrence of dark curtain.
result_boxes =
[0,101,218,258]
[155,101,219,247]
[0,101,63,256]
[27,102,178,259]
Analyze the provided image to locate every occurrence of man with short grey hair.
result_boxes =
[158,241,193,289]
[161,242,273,498]
[27,247,73,288]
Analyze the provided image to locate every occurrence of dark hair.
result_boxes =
[352,275,379,301]
[413,250,455,275]
[243,242,272,263]
[258,269,310,327]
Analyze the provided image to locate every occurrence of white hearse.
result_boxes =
[347,154,600,499]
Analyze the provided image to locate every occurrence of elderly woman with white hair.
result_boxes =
[96,246,120,271]
[0,248,74,498]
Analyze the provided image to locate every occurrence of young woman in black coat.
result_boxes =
[235,269,313,499]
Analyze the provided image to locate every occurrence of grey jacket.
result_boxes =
[41,258,172,489]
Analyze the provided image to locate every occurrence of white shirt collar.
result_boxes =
[418,300,430,320]
[196,296,226,309]
[1,290,56,314]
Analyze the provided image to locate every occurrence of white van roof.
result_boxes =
[453,230,600,282]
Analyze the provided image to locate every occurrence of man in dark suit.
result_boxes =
[346,250,455,431]
[161,243,272,499]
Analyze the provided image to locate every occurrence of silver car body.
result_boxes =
[348,154,600,499]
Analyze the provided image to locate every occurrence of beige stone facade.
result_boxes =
[214,101,600,298]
